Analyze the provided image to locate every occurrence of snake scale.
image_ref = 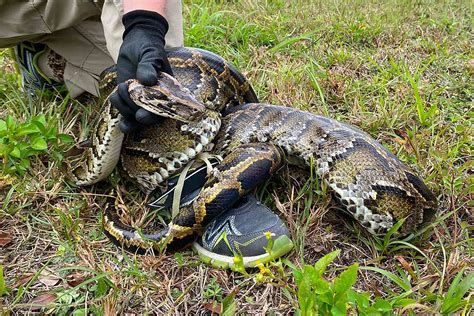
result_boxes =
[69,47,437,252]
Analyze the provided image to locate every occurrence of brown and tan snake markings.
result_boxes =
[67,47,437,252]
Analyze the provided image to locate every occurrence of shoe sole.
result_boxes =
[192,235,294,269]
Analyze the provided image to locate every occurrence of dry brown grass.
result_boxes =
[1,0,472,314]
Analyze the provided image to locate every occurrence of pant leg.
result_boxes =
[1,0,184,98]
[62,0,185,96]
[0,0,113,98]
[101,0,184,62]
[37,16,115,97]
[165,1,185,48]
[0,0,100,48]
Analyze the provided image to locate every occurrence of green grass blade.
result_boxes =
[441,269,474,313]
[269,31,317,53]
[382,218,406,250]
[0,265,7,296]
[360,266,411,292]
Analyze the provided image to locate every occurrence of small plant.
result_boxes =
[403,62,438,127]
[0,114,73,176]
[439,268,474,314]
[290,249,395,315]
[203,277,223,302]
[220,289,238,316]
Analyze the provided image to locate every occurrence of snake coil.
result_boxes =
[68,47,437,252]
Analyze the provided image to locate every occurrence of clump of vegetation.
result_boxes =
[0,114,73,176]
[289,249,473,315]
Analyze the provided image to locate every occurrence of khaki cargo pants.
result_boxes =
[0,0,184,98]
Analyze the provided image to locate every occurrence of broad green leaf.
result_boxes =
[309,277,330,295]
[58,134,74,143]
[347,290,370,309]
[58,291,75,305]
[0,143,11,155]
[314,249,341,276]
[72,309,86,316]
[6,116,16,130]
[51,151,64,162]
[221,289,238,316]
[317,291,333,305]
[45,126,58,139]
[330,300,347,316]
[19,158,30,171]
[0,119,6,132]
[16,123,40,136]
[372,298,392,311]
[33,114,47,127]
[300,300,316,315]
[292,267,303,284]
[31,119,47,134]
[94,277,111,297]
[333,263,359,301]
[10,146,21,158]
[31,137,48,151]
[298,265,331,294]
[17,142,36,158]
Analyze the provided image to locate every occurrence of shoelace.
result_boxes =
[171,152,223,219]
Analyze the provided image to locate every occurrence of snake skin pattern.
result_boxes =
[70,47,437,252]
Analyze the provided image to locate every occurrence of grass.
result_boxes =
[0,0,473,314]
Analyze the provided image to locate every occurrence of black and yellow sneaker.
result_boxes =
[13,41,61,96]
[148,162,293,269]
[192,195,293,269]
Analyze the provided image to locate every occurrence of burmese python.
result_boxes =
[70,47,437,252]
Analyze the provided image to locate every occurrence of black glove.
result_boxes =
[110,10,173,133]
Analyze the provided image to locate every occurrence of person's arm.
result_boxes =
[110,0,172,133]
[123,0,166,15]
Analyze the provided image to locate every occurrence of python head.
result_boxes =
[127,73,206,123]
[359,171,438,236]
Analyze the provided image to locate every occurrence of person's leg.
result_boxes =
[3,0,184,98]
[0,0,100,48]
[164,1,185,48]
[2,0,111,98]
[13,42,63,96]
[18,0,184,98]
[36,16,115,98]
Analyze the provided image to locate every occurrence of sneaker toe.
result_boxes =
[199,195,290,257]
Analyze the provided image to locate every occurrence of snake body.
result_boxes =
[70,47,437,252]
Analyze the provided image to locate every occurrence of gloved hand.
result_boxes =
[110,10,173,133]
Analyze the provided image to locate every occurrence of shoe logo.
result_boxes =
[16,41,54,93]
[203,215,242,249]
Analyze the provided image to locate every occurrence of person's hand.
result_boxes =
[110,10,173,133]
